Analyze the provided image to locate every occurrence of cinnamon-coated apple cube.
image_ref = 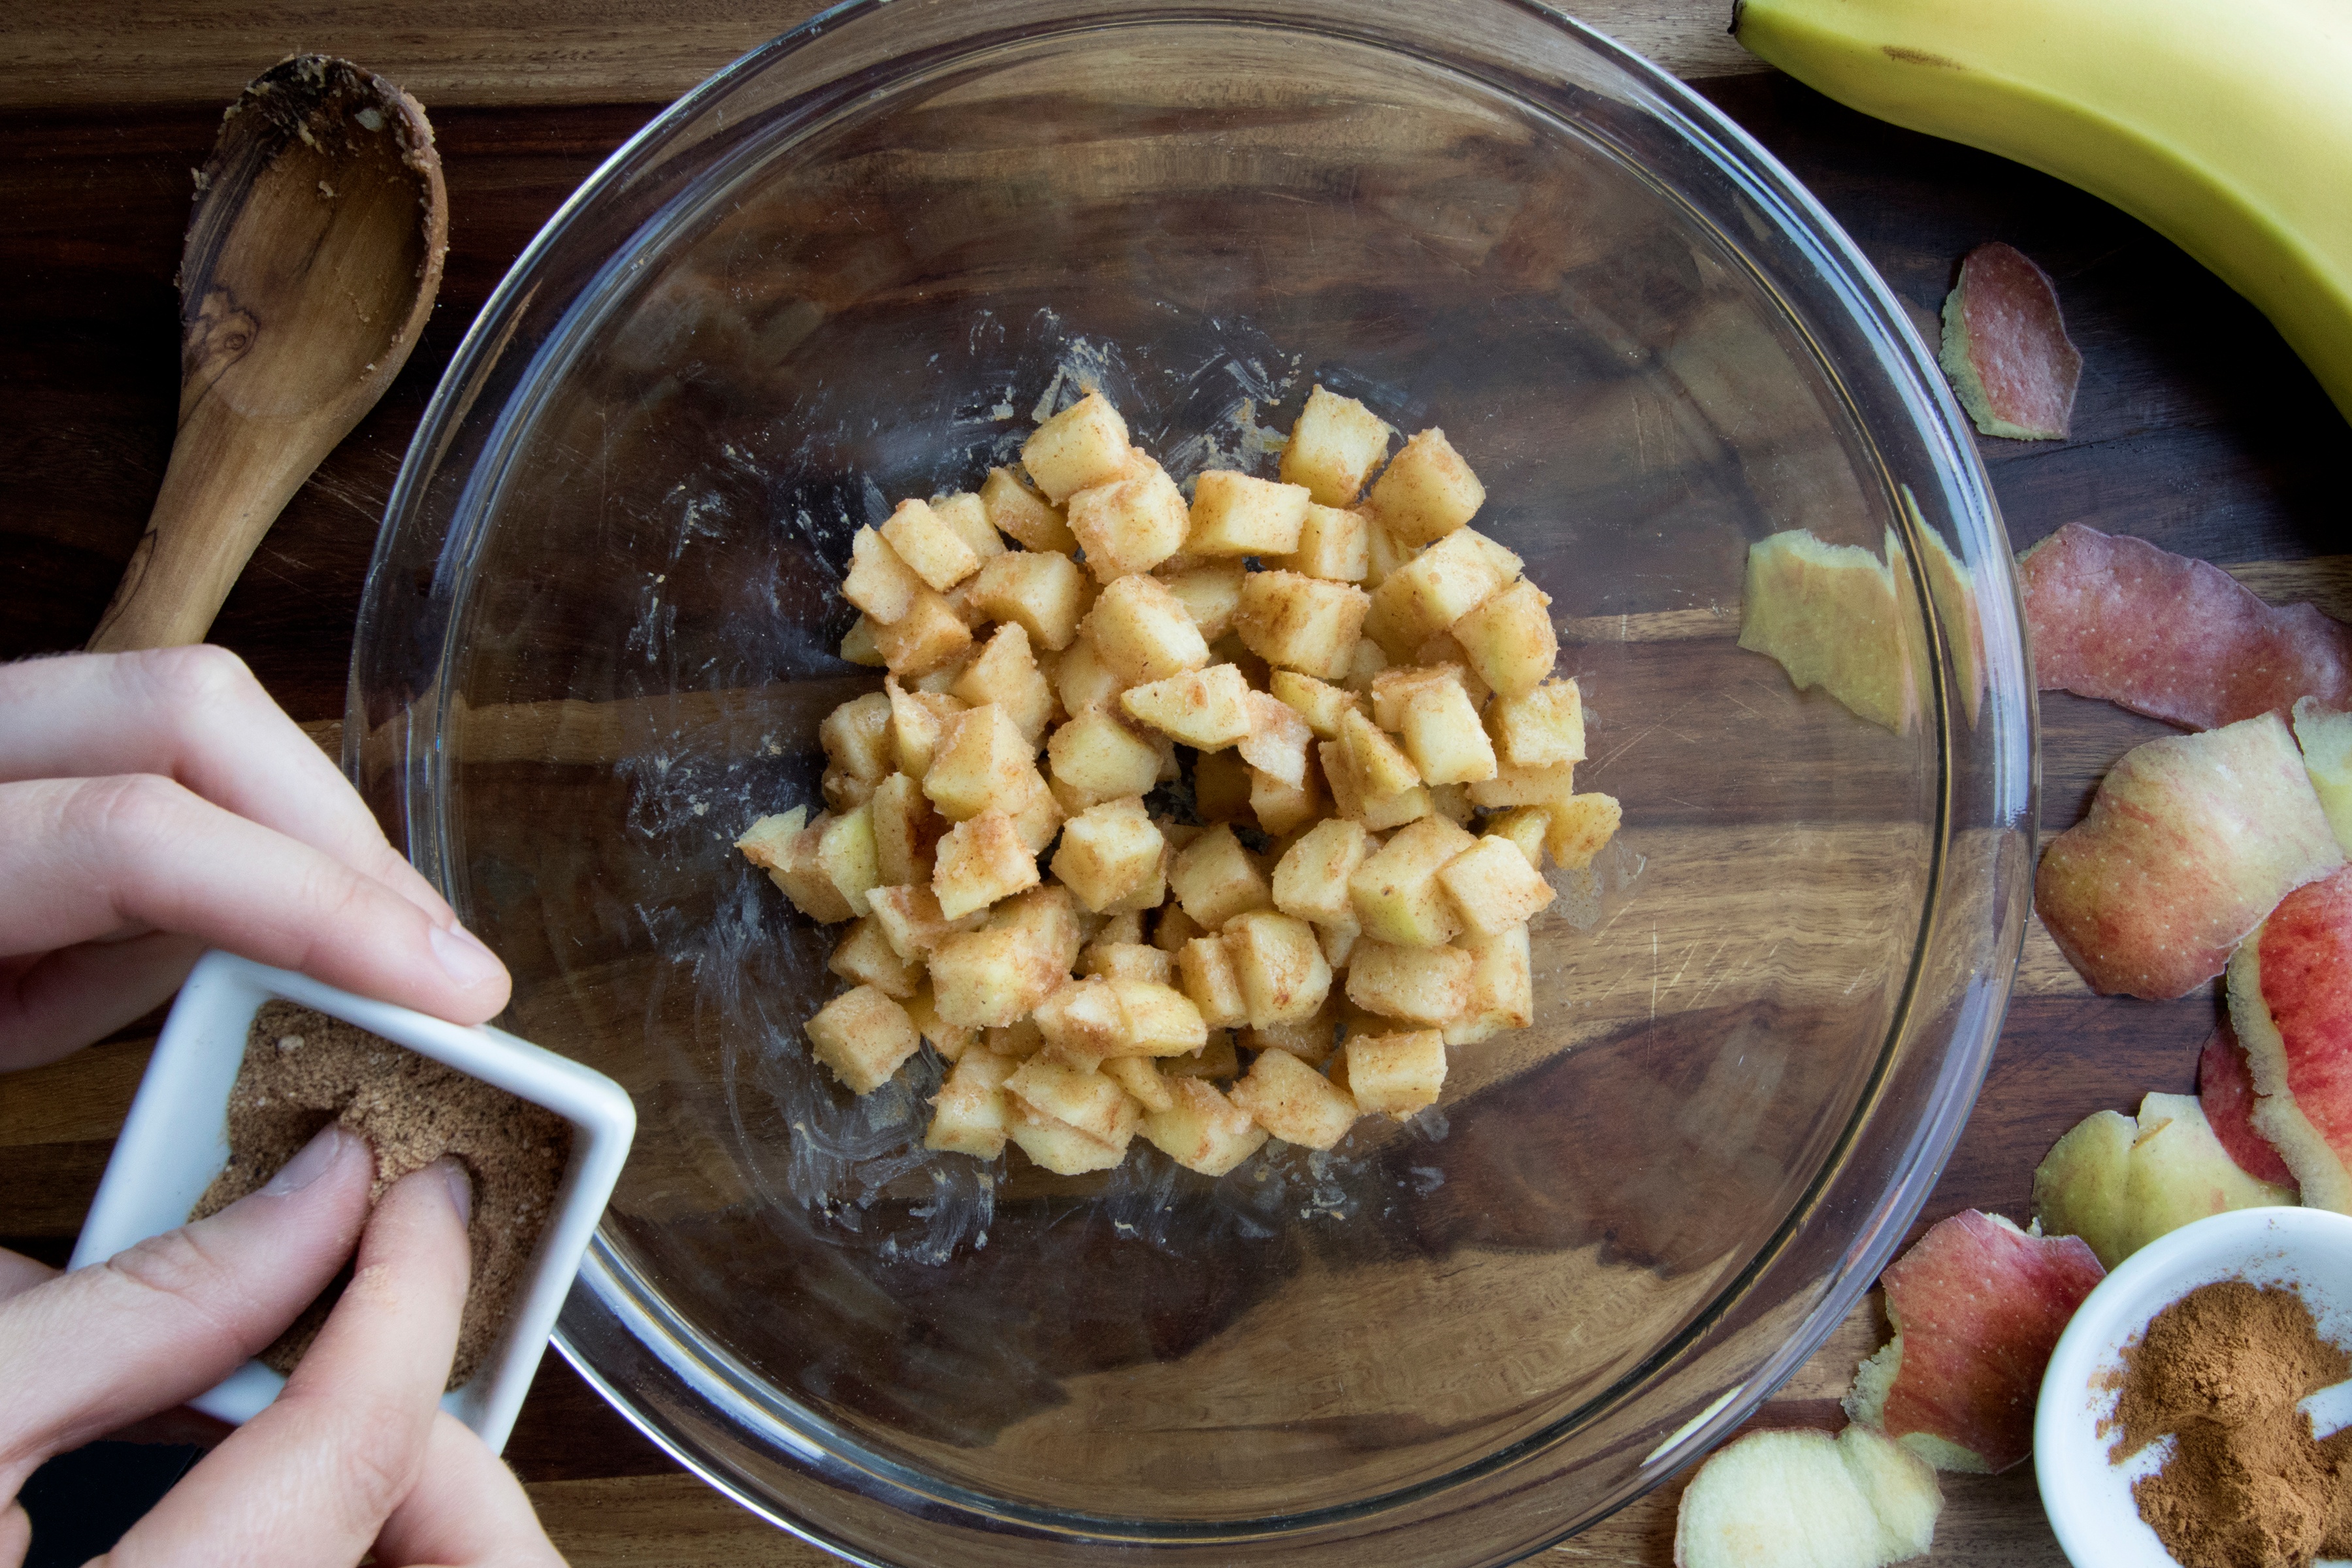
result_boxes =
[930,491,1005,564]
[843,526,924,623]
[1349,816,1476,947]
[1369,662,1473,730]
[1546,792,1622,870]
[1154,902,1205,953]
[821,766,875,815]
[1226,909,1333,1026]
[1002,768,1065,857]
[830,915,921,998]
[1105,977,1209,1056]
[1343,636,1389,694]
[1096,909,1147,947]
[1102,1054,1175,1113]
[1143,1078,1269,1174]
[1318,740,1432,832]
[1042,710,1155,811]
[866,882,982,961]
[1100,843,1169,915]
[1243,1001,1340,1066]
[1177,935,1249,1028]
[1346,939,1474,1025]
[990,883,1084,975]
[1155,559,1247,642]
[1279,385,1393,507]
[1487,806,1550,870]
[1119,664,1252,750]
[884,679,963,779]
[1249,765,1322,837]
[805,985,923,1094]
[1005,1105,1124,1173]
[1362,531,1520,657]
[1317,921,1360,969]
[1444,924,1533,1045]
[1083,574,1211,685]
[1080,941,1174,986]
[1340,708,1422,796]
[1169,823,1274,929]
[1162,1032,1240,1081]
[904,983,976,1062]
[1452,580,1558,700]
[879,498,981,592]
[868,774,936,887]
[815,800,882,917]
[1273,818,1371,926]
[1238,689,1313,788]
[1021,391,1132,504]
[1367,427,1485,547]
[951,623,1053,745]
[1466,759,1576,810]
[970,550,1088,652]
[1269,669,1364,740]
[1280,503,1369,582]
[1233,571,1373,680]
[923,704,1032,821]
[870,587,973,678]
[1399,684,1497,785]
[907,646,973,694]
[1069,463,1190,581]
[1047,630,1120,717]
[928,932,1043,1028]
[1186,470,1312,557]
[1229,1047,1359,1150]
[1033,975,1130,1064]
[1006,1056,1141,1145]
[1489,678,1585,768]
[1409,634,1493,707]
[1439,836,1556,936]
[737,806,806,875]
[819,692,893,784]
[760,811,855,923]
[982,465,1078,553]
[1345,1029,1447,1118]
[924,1049,1017,1156]
[1360,513,1413,591]
[1051,796,1166,913]
[840,616,885,667]
[931,810,1039,919]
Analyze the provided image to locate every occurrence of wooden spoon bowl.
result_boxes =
[90,55,448,652]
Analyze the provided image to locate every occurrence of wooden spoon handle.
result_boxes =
[88,391,354,653]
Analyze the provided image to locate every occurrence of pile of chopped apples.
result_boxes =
[735,385,1620,1177]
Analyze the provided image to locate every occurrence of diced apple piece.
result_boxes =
[1280,385,1392,507]
[1350,817,1477,947]
[1362,528,1520,657]
[1343,1028,1446,1119]
[1840,1210,2104,1473]
[866,882,981,962]
[1269,669,1363,740]
[843,525,924,623]
[1360,512,1413,591]
[1463,759,1572,810]
[736,807,805,875]
[1673,1424,1942,1568]
[1368,662,1471,730]
[1399,683,1497,785]
[1546,792,1622,870]
[1320,738,1432,831]
[1238,689,1313,788]
[1049,629,1123,715]
[819,692,892,785]
[1102,1054,1175,1113]
[921,703,1034,822]
[1156,559,1247,642]
[1120,664,1253,749]
[1738,528,1918,736]
[2038,713,2345,999]
[930,491,1005,566]
[1021,391,1132,503]
[951,622,1053,745]
[1345,939,1473,1024]
[828,915,919,998]
[881,498,981,591]
[1002,768,1064,856]
[1051,796,1166,913]
[904,984,975,1061]
[1438,836,1556,936]
[1142,1078,1269,1175]
[970,550,1088,652]
[982,465,1077,553]
[1162,1031,1239,1082]
[1340,708,1420,796]
[1169,823,1275,929]
[805,985,923,1094]
[1249,764,1321,837]
[815,800,881,917]
[1443,924,1533,1045]
[1069,463,1190,581]
[1233,571,1373,680]
[885,679,963,779]
[840,616,885,667]
[1279,503,1370,583]
[759,811,857,923]
[868,772,935,887]
[1186,470,1311,557]
[1045,708,1158,808]
[1177,934,1249,1028]
[1230,1046,1358,1150]
[1009,1103,1129,1174]
[1367,427,1484,547]
[1079,941,1173,986]
[1489,678,1585,768]
[870,586,973,678]
[1226,909,1333,1027]
[925,1050,1018,1156]
[1488,806,1550,870]
[926,892,1075,1028]
[2231,864,2352,1211]
[932,810,1039,919]
[1450,580,1557,700]
[1273,817,1375,928]
[1033,975,1131,1064]
[1105,978,1210,1056]
[1083,573,1211,685]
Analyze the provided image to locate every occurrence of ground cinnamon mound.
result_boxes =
[191,1001,572,1390]
[2108,1280,2352,1568]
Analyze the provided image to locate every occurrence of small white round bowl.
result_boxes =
[2035,1205,2352,1568]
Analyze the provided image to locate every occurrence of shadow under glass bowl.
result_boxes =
[351,2,2037,1562]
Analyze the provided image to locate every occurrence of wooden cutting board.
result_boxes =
[4,3,2347,1561]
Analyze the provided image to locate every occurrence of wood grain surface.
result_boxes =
[4,1,2349,1563]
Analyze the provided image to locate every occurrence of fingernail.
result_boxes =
[263,1123,353,1196]
[434,1158,474,1226]
[429,922,503,988]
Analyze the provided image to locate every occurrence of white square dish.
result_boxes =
[69,950,636,1455]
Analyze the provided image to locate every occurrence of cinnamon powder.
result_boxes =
[191,1001,572,1390]
[2107,1280,2352,1568]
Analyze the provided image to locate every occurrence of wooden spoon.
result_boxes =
[88,55,448,652]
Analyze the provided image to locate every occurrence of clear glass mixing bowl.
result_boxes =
[350,2,2036,1561]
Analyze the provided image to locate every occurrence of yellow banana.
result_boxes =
[1731,0,2352,428]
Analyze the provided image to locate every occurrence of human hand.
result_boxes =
[0,647,510,1070]
[0,1123,564,1567]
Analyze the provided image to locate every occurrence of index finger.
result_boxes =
[0,648,454,928]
